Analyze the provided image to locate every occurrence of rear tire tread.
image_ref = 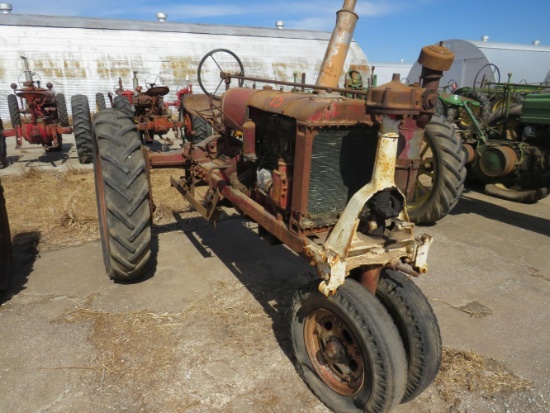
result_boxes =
[408,114,466,224]
[93,109,151,280]
[71,94,94,164]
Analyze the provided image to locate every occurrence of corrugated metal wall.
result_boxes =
[0,15,369,123]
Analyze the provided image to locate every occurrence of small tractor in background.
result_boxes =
[74,72,184,165]
[89,1,458,411]
[0,56,72,166]
[106,72,180,145]
[437,64,550,202]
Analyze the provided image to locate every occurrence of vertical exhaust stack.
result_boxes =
[315,0,358,89]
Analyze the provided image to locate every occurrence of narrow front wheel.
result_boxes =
[291,279,407,413]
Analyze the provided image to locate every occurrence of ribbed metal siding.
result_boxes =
[308,126,378,221]
[0,17,369,123]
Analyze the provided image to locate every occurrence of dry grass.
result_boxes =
[437,347,533,402]
[51,281,276,411]
[2,167,193,251]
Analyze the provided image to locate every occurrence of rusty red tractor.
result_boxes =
[162,77,197,140]
[108,72,180,145]
[1,56,72,165]
[74,72,182,165]
[90,1,457,411]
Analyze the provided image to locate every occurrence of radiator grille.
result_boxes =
[308,125,378,221]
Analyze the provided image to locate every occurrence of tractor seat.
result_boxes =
[144,86,169,97]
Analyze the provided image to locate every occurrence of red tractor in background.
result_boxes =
[1,56,72,166]
[104,72,180,145]
[74,72,208,165]
[75,72,184,165]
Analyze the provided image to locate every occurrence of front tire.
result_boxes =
[407,114,466,224]
[71,94,94,164]
[291,279,407,413]
[376,269,442,403]
[93,109,152,280]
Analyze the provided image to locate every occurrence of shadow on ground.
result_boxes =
[0,231,41,304]
[155,212,314,363]
[450,186,550,237]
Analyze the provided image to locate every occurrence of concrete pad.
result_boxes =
[1,142,549,412]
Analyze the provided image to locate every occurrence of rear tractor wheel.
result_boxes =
[407,114,466,225]
[93,108,152,280]
[96,92,107,111]
[71,94,94,164]
[7,94,20,127]
[56,93,69,127]
[291,279,407,413]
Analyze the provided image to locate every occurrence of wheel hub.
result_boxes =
[304,308,365,395]
[325,338,346,362]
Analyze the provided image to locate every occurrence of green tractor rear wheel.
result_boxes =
[407,114,466,224]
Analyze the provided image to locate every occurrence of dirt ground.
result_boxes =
[0,137,549,413]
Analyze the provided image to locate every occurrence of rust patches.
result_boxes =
[96,60,132,80]
[272,63,290,82]
[32,59,63,78]
[161,56,197,82]
[63,60,86,78]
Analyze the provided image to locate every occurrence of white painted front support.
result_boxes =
[306,132,401,296]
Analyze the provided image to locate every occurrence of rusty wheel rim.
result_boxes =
[183,113,193,137]
[409,138,435,208]
[304,308,365,395]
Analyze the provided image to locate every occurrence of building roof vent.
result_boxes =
[481,35,489,42]
[156,12,167,22]
[275,20,284,29]
[0,3,12,14]
[533,40,541,46]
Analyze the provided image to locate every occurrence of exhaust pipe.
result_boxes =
[315,0,358,89]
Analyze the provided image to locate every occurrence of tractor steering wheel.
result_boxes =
[17,71,42,88]
[197,49,245,100]
[473,63,501,99]
[145,74,164,90]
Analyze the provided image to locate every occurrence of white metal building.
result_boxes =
[407,38,550,90]
[367,61,413,86]
[0,13,369,121]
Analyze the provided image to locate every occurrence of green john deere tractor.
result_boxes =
[438,66,550,202]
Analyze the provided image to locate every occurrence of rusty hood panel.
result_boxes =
[222,88,370,128]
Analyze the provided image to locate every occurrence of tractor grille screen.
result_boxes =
[308,125,377,221]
